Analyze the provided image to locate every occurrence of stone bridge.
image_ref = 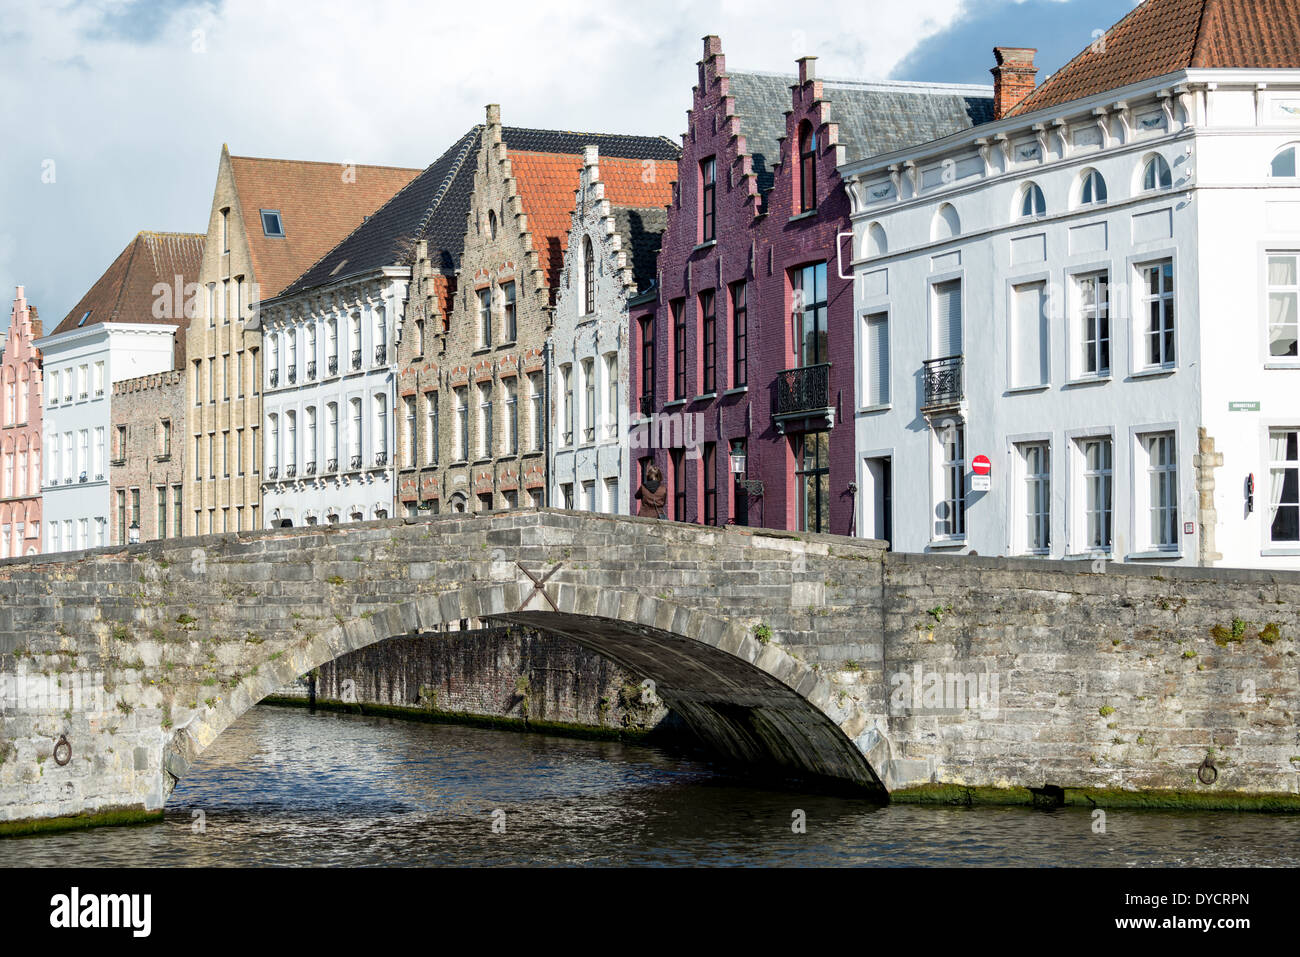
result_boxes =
[2,509,1299,833]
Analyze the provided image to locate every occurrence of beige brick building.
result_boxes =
[109,370,186,543]
[185,146,419,535]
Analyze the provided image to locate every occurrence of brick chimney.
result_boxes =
[991,47,1038,119]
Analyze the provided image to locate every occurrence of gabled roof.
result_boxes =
[725,72,994,192]
[507,134,678,292]
[611,205,669,293]
[1009,0,1300,118]
[53,231,205,336]
[227,153,421,299]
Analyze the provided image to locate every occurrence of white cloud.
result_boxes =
[0,0,971,325]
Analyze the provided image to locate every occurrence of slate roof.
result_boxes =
[725,72,995,193]
[228,153,421,300]
[1010,0,1300,118]
[280,126,679,301]
[611,205,668,293]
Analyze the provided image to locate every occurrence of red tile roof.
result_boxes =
[509,153,675,292]
[227,155,421,298]
[1010,0,1300,117]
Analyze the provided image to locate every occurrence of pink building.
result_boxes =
[1,287,43,557]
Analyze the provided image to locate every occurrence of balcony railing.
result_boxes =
[375,345,387,364]
[374,451,388,467]
[351,349,362,370]
[639,393,653,417]
[306,361,316,380]
[349,454,362,470]
[287,365,296,384]
[922,355,964,409]
[269,369,279,387]
[325,458,337,473]
[774,363,831,417]
[285,464,297,478]
[328,356,339,375]
[267,466,279,480]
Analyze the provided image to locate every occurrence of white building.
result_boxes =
[549,146,667,513]
[35,231,201,552]
[840,2,1300,569]
[256,273,405,527]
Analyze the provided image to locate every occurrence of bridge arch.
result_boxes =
[163,578,891,798]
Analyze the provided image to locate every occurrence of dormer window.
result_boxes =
[798,122,818,213]
[1018,182,1046,220]
[77,310,91,327]
[260,209,285,238]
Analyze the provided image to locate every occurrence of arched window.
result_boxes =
[1018,182,1046,219]
[798,121,817,213]
[931,203,961,241]
[1272,145,1299,178]
[1142,154,1173,190]
[488,209,498,239]
[864,222,887,258]
[1079,168,1108,206]
[583,236,595,315]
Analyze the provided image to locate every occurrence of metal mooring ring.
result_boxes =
[1197,755,1218,785]
[53,736,72,767]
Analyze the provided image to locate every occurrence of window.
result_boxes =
[1080,437,1114,552]
[478,383,493,459]
[477,288,492,348]
[237,428,244,475]
[114,425,127,462]
[561,364,574,445]
[798,122,817,213]
[731,281,747,388]
[700,157,716,242]
[1075,272,1111,376]
[702,442,717,526]
[603,354,617,439]
[582,480,597,513]
[1011,281,1049,388]
[794,262,829,366]
[863,312,890,407]
[795,431,830,534]
[502,282,516,343]
[529,374,544,452]
[1142,431,1178,550]
[1139,260,1175,368]
[221,207,229,253]
[284,415,295,471]
[349,398,363,467]
[267,414,279,472]
[404,396,416,468]
[172,485,183,538]
[1267,254,1300,358]
[260,209,284,237]
[48,370,58,406]
[488,209,497,239]
[350,313,362,370]
[93,361,104,396]
[582,359,595,443]
[157,486,167,540]
[326,403,339,467]
[700,289,716,394]
[454,388,468,462]
[116,490,126,545]
[1018,442,1051,555]
[1019,182,1046,219]
[327,318,339,372]
[672,300,686,399]
[933,279,963,360]
[1079,168,1108,206]
[604,477,619,515]
[1143,154,1173,190]
[1271,146,1297,179]
[425,392,439,466]
[505,378,519,454]
[1269,429,1300,543]
[936,424,966,540]
[730,439,749,526]
[583,236,595,316]
[671,448,686,521]
[561,483,574,510]
[374,394,388,464]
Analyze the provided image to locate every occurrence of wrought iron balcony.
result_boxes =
[922,355,964,409]
[305,461,317,476]
[374,451,388,467]
[285,464,297,478]
[775,363,831,417]
[287,365,296,384]
[325,458,338,473]
[306,362,316,380]
[328,356,339,375]
[375,345,387,364]
[349,454,362,470]
[351,349,362,370]
[269,369,279,387]
[267,466,279,480]
[639,393,653,417]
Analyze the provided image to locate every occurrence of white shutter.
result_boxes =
[1013,281,1048,387]
[934,280,962,358]
[866,313,890,406]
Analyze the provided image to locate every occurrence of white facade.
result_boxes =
[35,323,176,551]
[842,69,1300,569]
[257,272,405,527]
[548,147,647,515]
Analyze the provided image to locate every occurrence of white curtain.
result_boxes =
[1270,432,1288,520]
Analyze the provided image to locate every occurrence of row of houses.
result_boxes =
[4,0,1299,570]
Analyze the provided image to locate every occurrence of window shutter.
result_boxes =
[866,314,890,406]
[1013,281,1049,387]
[934,280,962,358]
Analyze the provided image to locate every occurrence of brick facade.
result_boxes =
[0,288,43,557]
[109,370,186,543]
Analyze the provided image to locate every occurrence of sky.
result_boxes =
[0,0,1139,335]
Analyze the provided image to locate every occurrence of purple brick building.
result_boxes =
[632,36,992,535]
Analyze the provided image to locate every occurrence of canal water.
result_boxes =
[3,705,1299,866]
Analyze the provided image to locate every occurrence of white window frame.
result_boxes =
[859,308,891,411]
[1130,426,1181,558]
[1262,246,1300,367]
[1066,264,1112,382]
[1133,256,1177,373]
[930,420,966,545]
[1262,423,1300,554]
[1066,429,1116,557]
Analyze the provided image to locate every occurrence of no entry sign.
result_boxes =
[971,455,992,476]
